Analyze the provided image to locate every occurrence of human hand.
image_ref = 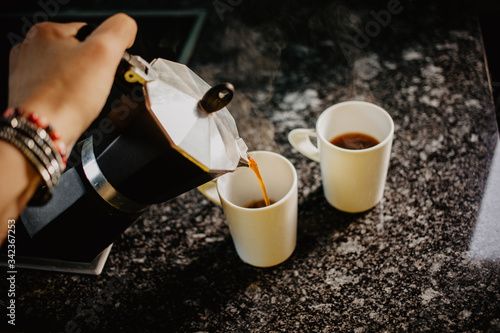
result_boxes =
[0,14,137,243]
[8,13,137,146]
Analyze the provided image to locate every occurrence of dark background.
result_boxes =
[1,0,499,131]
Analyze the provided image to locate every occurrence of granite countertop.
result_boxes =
[2,1,500,332]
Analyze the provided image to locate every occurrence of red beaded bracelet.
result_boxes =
[3,107,68,168]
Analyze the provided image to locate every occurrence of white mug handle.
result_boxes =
[197,180,221,206]
[288,129,320,162]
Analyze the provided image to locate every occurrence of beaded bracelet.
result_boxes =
[0,108,67,205]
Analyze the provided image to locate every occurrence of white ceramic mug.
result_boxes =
[288,101,394,213]
[198,151,298,267]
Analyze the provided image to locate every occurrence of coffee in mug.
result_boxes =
[330,132,380,150]
[245,199,277,208]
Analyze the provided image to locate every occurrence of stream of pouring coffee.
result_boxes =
[247,156,271,206]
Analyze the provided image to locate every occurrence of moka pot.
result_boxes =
[19,52,249,262]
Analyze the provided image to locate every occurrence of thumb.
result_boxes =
[86,13,137,53]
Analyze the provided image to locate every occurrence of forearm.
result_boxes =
[0,141,41,242]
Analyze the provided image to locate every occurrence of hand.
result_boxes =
[0,14,137,244]
[8,13,137,145]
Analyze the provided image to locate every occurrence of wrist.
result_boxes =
[3,107,68,162]
[1,107,68,204]
[16,99,85,147]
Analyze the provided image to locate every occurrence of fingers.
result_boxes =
[25,21,88,40]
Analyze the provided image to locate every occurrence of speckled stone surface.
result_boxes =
[2,1,500,332]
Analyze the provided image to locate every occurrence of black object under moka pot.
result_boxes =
[19,52,249,262]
